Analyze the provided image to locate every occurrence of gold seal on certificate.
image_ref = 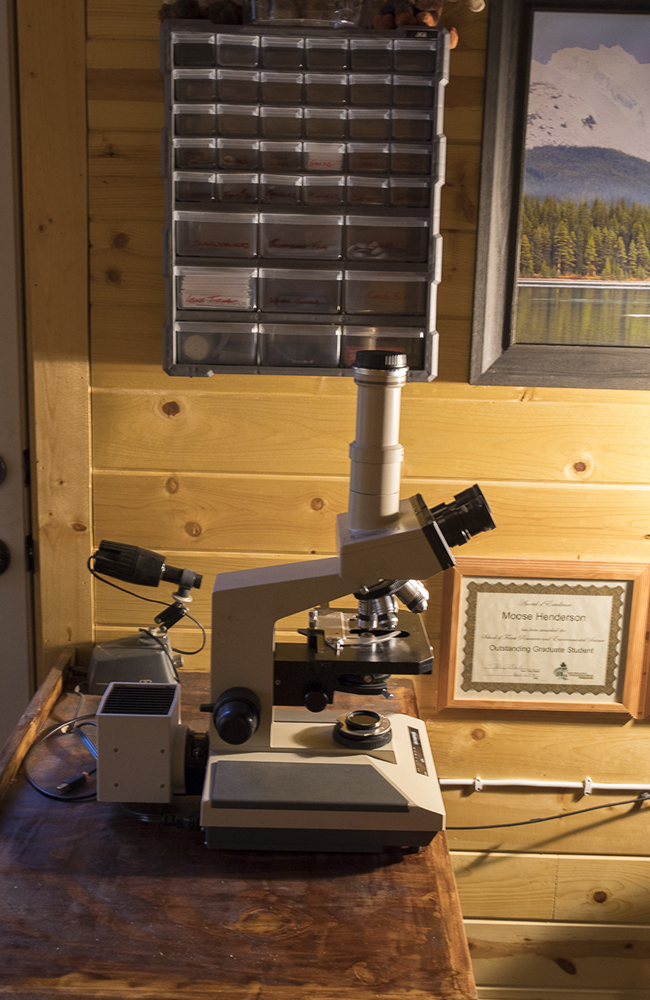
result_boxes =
[438,560,650,716]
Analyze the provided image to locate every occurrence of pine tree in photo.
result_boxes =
[517,195,650,280]
[532,223,551,274]
[554,219,575,275]
[584,232,597,277]
[520,234,535,276]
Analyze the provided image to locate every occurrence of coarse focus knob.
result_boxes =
[213,687,260,745]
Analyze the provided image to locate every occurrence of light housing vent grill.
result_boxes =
[101,683,177,716]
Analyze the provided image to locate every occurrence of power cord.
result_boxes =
[24,714,98,802]
[446,792,650,830]
[119,803,200,829]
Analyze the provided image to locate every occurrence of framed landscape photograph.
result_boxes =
[438,559,650,715]
[470,0,650,388]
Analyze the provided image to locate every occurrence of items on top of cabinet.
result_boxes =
[162,21,448,380]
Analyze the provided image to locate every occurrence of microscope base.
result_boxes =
[200,715,445,853]
[203,826,436,853]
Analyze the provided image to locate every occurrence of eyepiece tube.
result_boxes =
[349,350,409,531]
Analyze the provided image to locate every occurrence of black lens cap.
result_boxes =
[353,350,408,371]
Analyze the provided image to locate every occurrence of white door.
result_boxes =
[0,0,33,747]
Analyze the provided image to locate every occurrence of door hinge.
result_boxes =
[25,534,34,573]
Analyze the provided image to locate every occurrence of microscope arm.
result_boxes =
[210,556,362,750]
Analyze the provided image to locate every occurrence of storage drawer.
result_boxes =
[217,172,259,204]
[174,70,217,102]
[345,216,429,262]
[260,174,302,206]
[174,139,218,170]
[259,269,342,313]
[304,74,347,105]
[174,104,217,137]
[175,266,257,310]
[218,104,259,137]
[304,108,347,140]
[175,211,258,258]
[302,175,345,207]
[260,106,303,138]
[390,143,431,174]
[347,143,389,173]
[260,141,303,172]
[393,39,436,74]
[260,213,343,259]
[391,110,433,142]
[216,138,259,169]
[175,322,257,365]
[344,270,427,315]
[217,70,259,103]
[259,323,341,366]
[217,34,259,68]
[174,33,216,68]
[261,36,304,69]
[174,171,215,203]
[303,142,345,172]
[346,176,388,207]
[349,74,390,106]
[260,72,303,104]
[392,75,435,108]
[305,37,348,71]
[350,38,392,71]
[389,177,430,208]
[348,109,390,141]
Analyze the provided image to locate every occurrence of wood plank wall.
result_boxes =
[24,0,650,995]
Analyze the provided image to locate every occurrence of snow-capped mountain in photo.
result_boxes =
[526,44,650,162]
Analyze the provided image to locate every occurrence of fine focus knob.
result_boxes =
[304,686,328,713]
[213,687,260,745]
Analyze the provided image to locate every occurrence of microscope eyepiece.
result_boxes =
[429,485,496,549]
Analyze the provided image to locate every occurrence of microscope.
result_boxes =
[95,349,494,852]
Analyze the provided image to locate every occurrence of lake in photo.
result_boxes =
[515,280,650,346]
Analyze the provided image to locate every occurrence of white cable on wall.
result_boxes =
[439,776,650,795]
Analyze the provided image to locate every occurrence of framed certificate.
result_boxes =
[438,559,650,716]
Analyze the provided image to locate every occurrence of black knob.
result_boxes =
[304,687,328,713]
[213,687,260,745]
[353,349,408,371]
[0,541,9,576]
[184,730,209,794]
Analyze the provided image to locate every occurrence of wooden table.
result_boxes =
[0,655,477,1000]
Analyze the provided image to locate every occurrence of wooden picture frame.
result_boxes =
[470,0,650,389]
[438,558,650,716]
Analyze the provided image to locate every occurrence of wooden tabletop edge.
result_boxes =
[0,648,73,801]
